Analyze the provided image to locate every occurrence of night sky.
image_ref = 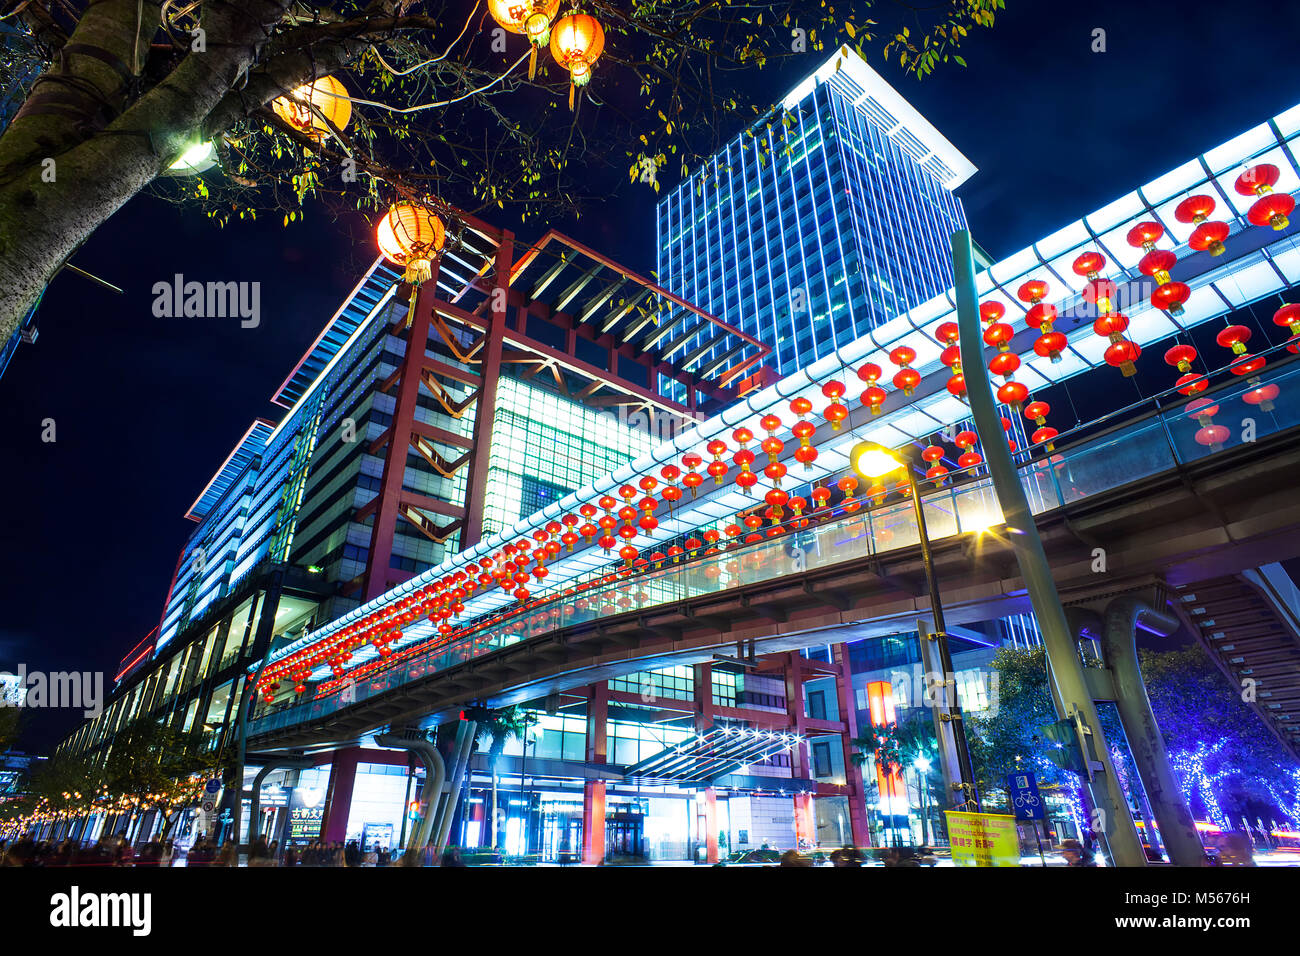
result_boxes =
[4,1,1299,750]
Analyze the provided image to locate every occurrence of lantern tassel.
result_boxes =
[568,82,575,112]
[403,289,417,330]
[529,46,538,81]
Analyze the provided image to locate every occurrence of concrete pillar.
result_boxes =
[1100,597,1207,867]
[582,780,606,865]
[703,787,719,864]
[784,653,810,778]
[693,663,716,733]
[319,748,361,844]
[585,683,608,764]
[793,792,815,849]
[832,644,873,847]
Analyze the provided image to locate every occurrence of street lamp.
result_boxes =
[912,754,932,846]
[519,719,542,858]
[850,441,980,811]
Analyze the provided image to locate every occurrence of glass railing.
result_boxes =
[249,355,1300,738]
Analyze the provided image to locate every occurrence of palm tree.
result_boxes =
[850,725,902,847]
[476,707,537,850]
[893,719,940,845]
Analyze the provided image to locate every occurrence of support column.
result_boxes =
[793,792,815,850]
[693,663,716,733]
[784,653,810,779]
[319,748,361,845]
[833,644,873,847]
[461,233,513,547]
[952,229,1146,868]
[1099,597,1207,866]
[703,787,719,864]
[582,780,607,865]
[363,279,437,600]
[585,683,608,764]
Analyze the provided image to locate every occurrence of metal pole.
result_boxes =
[908,468,979,810]
[950,230,1147,867]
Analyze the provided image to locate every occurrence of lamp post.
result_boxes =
[519,719,541,858]
[850,441,979,811]
[913,755,931,846]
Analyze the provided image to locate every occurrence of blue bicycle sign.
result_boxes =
[1008,771,1045,821]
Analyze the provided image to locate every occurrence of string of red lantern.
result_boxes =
[934,323,966,398]
[1236,163,1293,231]
[1017,280,1066,362]
[1127,222,1190,317]
[858,362,888,415]
[1074,250,1141,377]
[1174,194,1230,257]
[1215,324,1275,411]
[889,346,920,397]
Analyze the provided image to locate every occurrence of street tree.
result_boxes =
[101,718,212,837]
[0,0,1004,342]
[473,704,536,849]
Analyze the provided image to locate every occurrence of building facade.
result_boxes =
[656,45,974,381]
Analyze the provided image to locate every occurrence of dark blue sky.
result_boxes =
[4,0,1298,749]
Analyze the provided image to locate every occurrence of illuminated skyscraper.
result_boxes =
[657,45,976,378]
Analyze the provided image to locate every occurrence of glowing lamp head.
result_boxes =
[850,441,905,480]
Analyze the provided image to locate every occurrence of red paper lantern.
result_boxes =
[1236,164,1293,231]
[1241,380,1279,412]
[821,381,849,429]
[1176,194,1230,257]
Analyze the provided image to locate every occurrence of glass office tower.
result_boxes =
[657,45,976,377]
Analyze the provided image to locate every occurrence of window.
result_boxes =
[812,741,833,778]
[807,689,827,721]
[611,666,694,702]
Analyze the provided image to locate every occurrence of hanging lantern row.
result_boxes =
[1017,280,1065,362]
[265,289,1300,692]
[489,2,605,107]
[1215,324,1275,412]
[1070,250,1141,377]
[934,322,966,397]
[1174,194,1229,257]
[980,299,1030,412]
[1236,163,1293,231]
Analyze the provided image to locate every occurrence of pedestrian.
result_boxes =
[248,837,275,867]
[1059,839,1096,866]
[215,841,238,867]
[345,839,361,867]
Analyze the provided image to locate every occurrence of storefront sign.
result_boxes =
[288,806,323,842]
[944,810,1020,867]
[288,787,324,842]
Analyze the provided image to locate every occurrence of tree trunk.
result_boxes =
[0,0,329,340]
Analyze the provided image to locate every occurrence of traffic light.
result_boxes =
[1038,718,1086,774]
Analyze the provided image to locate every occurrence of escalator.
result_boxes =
[1174,565,1300,759]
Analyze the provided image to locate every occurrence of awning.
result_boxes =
[624,725,803,784]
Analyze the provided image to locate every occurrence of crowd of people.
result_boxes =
[0,833,171,867]
[0,832,402,867]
